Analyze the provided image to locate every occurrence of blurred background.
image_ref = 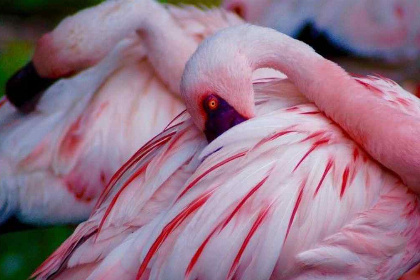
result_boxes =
[0,0,418,279]
[0,1,219,279]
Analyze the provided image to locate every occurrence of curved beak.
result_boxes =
[6,62,56,113]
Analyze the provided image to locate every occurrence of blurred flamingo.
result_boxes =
[223,0,420,62]
[32,25,420,280]
[0,0,244,226]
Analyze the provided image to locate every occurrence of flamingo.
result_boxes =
[222,0,420,62]
[0,0,244,226]
[32,25,420,279]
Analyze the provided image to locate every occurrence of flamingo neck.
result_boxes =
[139,4,198,96]
[235,25,420,191]
[240,26,349,114]
[33,0,197,97]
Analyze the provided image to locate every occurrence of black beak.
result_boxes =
[6,62,56,113]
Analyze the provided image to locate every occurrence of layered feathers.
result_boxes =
[33,77,420,279]
[0,3,243,225]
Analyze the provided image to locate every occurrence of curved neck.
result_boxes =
[34,0,197,96]
[241,26,351,114]
[139,3,198,95]
[231,25,420,191]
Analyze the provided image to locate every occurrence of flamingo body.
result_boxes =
[33,76,420,279]
[0,2,242,225]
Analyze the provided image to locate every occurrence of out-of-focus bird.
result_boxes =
[0,0,243,226]
[32,25,420,280]
[222,0,420,62]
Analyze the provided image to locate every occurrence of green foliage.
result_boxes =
[0,41,34,97]
[0,227,74,280]
[0,0,103,16]
[0,0,220,15]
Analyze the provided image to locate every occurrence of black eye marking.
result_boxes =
[203,94,248,142]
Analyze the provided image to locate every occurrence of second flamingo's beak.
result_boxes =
[6,62,56,113]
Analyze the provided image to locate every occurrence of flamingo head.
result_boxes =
[181,31,255,142]
[222,0,270,23]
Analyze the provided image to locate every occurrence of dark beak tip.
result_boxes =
[5,62,55,114]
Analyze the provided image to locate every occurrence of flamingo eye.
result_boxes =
[204,95,219,111]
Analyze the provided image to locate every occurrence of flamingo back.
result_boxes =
[32,77,420,279]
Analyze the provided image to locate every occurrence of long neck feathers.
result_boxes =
[34,0,197,96]
[215,25,420,191]
[138,4,198,95]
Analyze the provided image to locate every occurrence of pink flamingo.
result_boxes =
[222,0,420,62]
[33,25,419,279]
[0,0,243,226]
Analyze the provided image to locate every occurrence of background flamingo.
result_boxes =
[222,0,420,97]
[0,0,244,226]
[32,25,420,279]
[222,0,420,62]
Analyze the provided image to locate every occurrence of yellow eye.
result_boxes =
[207,97,219,110]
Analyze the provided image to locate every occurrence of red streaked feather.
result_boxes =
[300,111,320,115]
[164,110,187,130]
[165,128,188,152]
[340,166,350,198]
[185,226,218,277]
[396,97,411,107]
[294,139,329,172]
[253,129,296,150]
[221,176,269,230]
[136,190,215,280]
[403,197,418,217]
[0,97,7,109]
[314,159,333,197]
[353,148,359,161]
[95,120,185,209]
[285,179,306,241]
[94,101,110,118]
[95,163,150,239]
[59,116,85,158]
[176,151,247,200]
[185,176,270,276]
[300,131,324,143]
[372,74,398,86]
[228,206,271,279]
[285,106,299,112]
[94,131,175,210]
[355,79,384,96]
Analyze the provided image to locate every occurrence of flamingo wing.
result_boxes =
[31,113,206,279]
[127,95,419,280]
[34,78,420,279]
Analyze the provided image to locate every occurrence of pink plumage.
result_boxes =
[0,0,243,225]
[32,25,420,278]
